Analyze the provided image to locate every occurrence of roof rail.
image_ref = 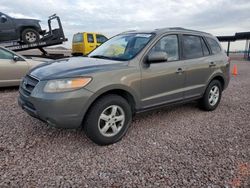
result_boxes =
[169,27,185,30]
[120,30,138,34]
[169,27,211,34]
[154,27,211,35]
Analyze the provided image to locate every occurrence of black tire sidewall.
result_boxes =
[84,95,132,145]
[202,80,222,111]
[21,29,39,44]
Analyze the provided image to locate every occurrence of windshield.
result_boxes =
[89,33,154,61]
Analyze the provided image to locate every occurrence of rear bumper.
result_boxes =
[18,84,94,129]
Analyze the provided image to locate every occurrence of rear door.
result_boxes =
[181,34,213,99]
[0,48,28,86]
[140,34,185,108]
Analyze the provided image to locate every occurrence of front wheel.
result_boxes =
[199,80,222,111]
[84,94,132,145]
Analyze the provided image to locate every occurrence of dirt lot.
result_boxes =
[0,60,249,187]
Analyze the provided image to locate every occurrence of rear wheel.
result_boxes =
[84,94,132,145]
[21,29,40,44]
[199,80,222,111]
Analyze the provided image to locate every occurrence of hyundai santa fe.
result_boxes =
[18,28,230,145]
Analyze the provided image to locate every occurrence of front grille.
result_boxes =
[20,75,39,97]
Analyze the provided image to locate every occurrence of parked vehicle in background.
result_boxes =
[0,12,43,44]
[72,32,108,56]
[1,14,68,60]
[0,47,44,87]
[19,28,230,145]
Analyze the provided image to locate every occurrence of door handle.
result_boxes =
[176,68,184,74]
[209,62,216,67]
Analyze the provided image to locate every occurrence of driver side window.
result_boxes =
[150,35,179,61]
[0,49,14,59]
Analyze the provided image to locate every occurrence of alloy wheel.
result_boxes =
[25,32,37,43]
[208,85,220,106]
[98,105,125,137]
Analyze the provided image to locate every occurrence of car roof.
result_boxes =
[74,32,105,35]
[120,27,213,37]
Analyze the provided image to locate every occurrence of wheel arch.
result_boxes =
[18,26,40,38]
[81,86,140,126]
[207,73,225,91]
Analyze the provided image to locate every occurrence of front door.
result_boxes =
[0,48,28,86]
[140,34,185,108]
[85,33,96,54]
[0,13,16,42]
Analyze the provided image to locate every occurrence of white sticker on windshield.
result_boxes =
[135,34,152,38]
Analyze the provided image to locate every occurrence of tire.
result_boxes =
[199,80,222,111]
[21,28,40,44]
[84,94,132,145]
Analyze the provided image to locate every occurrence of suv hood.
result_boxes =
[14,18,40,23]
[30,57,128,80]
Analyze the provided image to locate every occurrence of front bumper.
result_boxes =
[18,78,94,129]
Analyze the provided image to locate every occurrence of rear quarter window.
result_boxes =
[206,37,221,54]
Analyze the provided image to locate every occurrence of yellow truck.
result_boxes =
[72,32,108,56]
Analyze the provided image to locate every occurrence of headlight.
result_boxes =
[44,77,92,93]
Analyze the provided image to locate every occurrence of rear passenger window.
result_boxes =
[206,37,221,54]
[150,35,179,61]
[87,34,94,43]
[201,38,210,56]
[182,35,203,59]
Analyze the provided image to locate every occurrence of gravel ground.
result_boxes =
[0,60,249,187]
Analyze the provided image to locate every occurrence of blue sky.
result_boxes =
[1,0,250,50]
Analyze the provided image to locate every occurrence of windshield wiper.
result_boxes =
[89,55,113,60]
[89,55,126,61]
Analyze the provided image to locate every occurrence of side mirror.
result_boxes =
[147,52,168,63]
[0,15,7,23]
[13,55,20,61]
